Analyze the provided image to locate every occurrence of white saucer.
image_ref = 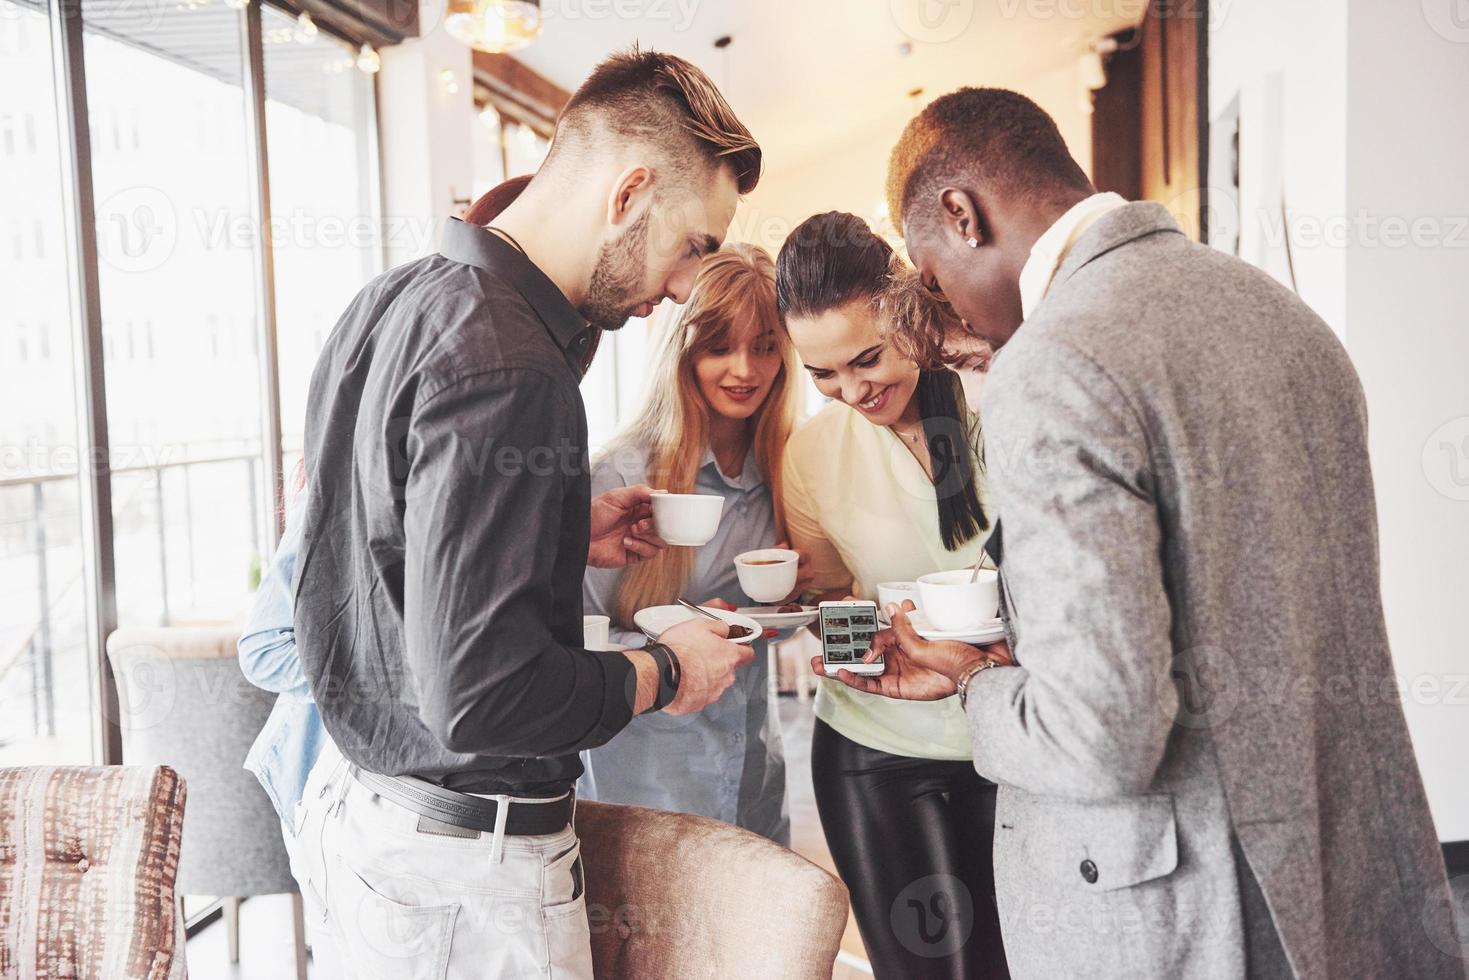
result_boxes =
[633,605,762,644]
[736,605,818,630]
[906,611,1007,645]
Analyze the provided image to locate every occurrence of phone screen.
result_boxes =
[821,603,882,668]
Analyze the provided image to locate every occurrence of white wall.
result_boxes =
[378,9,475,267]
[1211,1,1469,841]
[1208,0,1346,333]
[1342,2,1469,843]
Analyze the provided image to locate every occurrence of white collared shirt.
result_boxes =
[1017,192,1129,319]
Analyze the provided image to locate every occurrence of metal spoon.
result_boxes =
[677,597,723,622]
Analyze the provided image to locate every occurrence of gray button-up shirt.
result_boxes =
[294,219,635,797]
[580,441,789,843]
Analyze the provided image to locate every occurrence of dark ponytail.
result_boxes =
[916,369,987,549]
[777,211,987,550]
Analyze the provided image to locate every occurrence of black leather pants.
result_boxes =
[811,718,1010,980]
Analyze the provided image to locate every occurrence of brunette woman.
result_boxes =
[776,211,1006,979]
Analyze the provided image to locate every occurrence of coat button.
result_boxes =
[1080,859,1098,884]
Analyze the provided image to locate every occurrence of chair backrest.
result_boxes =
[575,800,849,979]
[0,765,188,980]
[106,627,292,897]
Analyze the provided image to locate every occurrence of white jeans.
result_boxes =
[291,743,594,980]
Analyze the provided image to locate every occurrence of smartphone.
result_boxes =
[819,600,884,676]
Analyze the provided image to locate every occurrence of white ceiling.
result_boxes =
[515,0,1145,178]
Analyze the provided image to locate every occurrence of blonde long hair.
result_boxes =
[606,243,800,629]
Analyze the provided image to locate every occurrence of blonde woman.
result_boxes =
[581,244,807,843]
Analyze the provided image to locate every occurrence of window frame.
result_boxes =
[41,0,386,765]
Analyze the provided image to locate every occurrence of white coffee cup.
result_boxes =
[583,615,610,650]
[877,581,922,615]
[916,569,999,632]
[650,492,725,546]
[734,548,799,604]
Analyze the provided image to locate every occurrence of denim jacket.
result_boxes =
[238,503,328,832]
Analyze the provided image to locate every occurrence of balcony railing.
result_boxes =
[0,447,270,750]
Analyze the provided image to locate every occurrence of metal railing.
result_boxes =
[0,447,267,746]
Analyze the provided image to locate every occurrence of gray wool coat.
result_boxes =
[968,202,1464,980]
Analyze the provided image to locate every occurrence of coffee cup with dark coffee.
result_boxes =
[734,548,798,603]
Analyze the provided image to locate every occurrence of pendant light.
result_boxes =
[445,0,543,54]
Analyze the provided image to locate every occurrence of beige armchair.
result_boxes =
[0,765,188,979]
[576,800,849,979]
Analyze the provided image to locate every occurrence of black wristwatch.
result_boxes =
[641,643,682,713]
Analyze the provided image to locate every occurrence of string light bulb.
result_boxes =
[440,69,460,95]
[294,11,317,43]
[356,44,381,74]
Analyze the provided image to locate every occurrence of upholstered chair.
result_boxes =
[0,765,188,979]
[576,800,849,978]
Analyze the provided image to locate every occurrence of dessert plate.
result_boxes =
[633,605,761,644]
[736,605,819,630]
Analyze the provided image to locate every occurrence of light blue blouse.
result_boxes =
[237,503,329,832]
[580,441,789,845]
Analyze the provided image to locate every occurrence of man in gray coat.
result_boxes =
[831,87,1465,979]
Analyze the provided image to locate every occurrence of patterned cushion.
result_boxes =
[0,766,188,979]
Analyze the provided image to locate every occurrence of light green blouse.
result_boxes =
[782,400,990,761]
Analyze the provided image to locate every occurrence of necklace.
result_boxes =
[894,421,926,445]
[486,226,526,254]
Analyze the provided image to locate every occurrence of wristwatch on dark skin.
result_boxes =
[956,657,1000,708]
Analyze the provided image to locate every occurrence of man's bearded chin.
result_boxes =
[582,212,651,333]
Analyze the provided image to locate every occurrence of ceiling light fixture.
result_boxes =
[445,0,543,54]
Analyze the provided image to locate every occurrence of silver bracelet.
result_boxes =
[956,658,999,708]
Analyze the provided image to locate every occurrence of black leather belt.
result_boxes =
[350,766,573,837]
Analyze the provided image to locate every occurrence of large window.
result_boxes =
[0,4,96,765]
[83,0,268,629]
[262,4,381,475]
[0,0,382,765]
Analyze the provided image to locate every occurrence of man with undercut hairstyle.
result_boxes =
[830,87,1464,979]
[291,48,760,979]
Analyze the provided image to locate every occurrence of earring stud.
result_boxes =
[966,237,979,248]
